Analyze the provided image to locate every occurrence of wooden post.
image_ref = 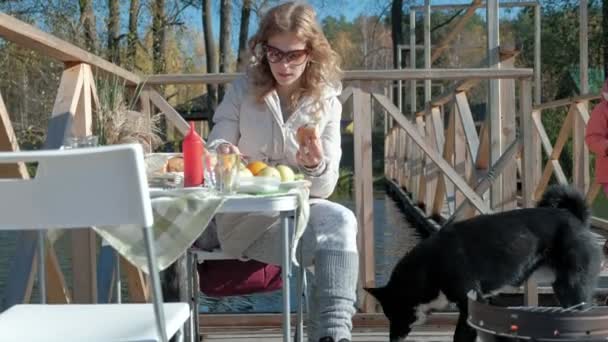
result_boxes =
[520,79,538,305]
[487,0,502,211]
[433,108,456,215]
[64,64,98,304]
[573,101,590,194]
[424,108,441,214]
[353,87,375,313]
[534,4,541,105]
[410,10,417,116]
[416,116,426,203]
[423,0,431,105]
[500,51,517,210]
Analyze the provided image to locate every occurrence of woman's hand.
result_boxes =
[217,142,241,155]
[296,135,324,168]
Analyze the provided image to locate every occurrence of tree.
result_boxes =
[107,0,120,64]
[127,0,140,70]
[79,0,97,53]
[219,0,232,99]
[391,0,403,69]
[152,0,167,74]
[202,0,218,111]
[237,0,253,71]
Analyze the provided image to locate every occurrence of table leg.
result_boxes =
[281,211,291,342]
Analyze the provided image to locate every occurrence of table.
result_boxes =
[175,193,301,342]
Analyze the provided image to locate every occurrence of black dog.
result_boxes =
[366,184,602,342]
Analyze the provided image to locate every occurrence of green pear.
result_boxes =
[276,164,295,182]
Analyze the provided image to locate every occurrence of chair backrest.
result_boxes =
[0,144,153,230]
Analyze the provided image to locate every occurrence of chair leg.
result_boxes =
[38,230,47,304]
[143,225,169,342]
[115,249,122,303]
[296,247,305,342]
[192,253,201,342]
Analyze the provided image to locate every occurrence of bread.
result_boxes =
[166,156,184,172]
[296,124,318,146]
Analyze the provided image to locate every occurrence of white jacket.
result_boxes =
[208,76,343,199]
[207,76,343,257]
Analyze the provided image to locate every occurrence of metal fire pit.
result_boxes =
[467,291,608,341]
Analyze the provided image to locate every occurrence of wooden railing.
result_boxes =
[1,10,592,320]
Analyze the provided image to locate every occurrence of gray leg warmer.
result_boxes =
[313,249,359,341]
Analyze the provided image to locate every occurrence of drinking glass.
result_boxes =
[214,151,239,194]
[63,135,99,149]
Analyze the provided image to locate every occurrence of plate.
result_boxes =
[149,187,209,197]
[279,180,312,191]
[238,176,281,194]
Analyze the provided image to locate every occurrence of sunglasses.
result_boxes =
[263,44,309,66]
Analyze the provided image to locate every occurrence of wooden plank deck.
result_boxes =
[201,329,455,341]
[198,313,457,341]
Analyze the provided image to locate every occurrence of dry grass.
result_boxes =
[94,76,163,152]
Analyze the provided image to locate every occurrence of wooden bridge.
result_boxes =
[0,0,606,340]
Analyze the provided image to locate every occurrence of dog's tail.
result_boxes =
[536,184,590,224]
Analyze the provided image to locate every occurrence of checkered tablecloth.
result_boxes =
[94,186,310,273]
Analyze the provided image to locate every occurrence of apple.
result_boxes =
[276,164,295,182]
[238,167,254,178]
[257,166,281,180]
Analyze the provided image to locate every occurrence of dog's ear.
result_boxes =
[364,286,386,301]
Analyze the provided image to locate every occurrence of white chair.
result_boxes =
[0,144,189,342]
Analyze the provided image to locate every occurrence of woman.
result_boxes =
[585,79,608,257]
[207,2,358,342]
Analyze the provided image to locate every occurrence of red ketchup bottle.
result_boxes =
[182,121,204,187]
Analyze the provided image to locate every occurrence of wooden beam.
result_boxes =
[122,256,149,302]
[339,86,354,104]
[45,242,71,303]
[373,93,490,213]
[447,137,521,222]
[0,91,29,178]
[144,68,535,85]
[534,109,573,199]
[586,182,601,205]
[533,93,599,111]
[353,87,376,313]
[148,90,190,135]
[414,48,521,117]
[454,92,480,163]
[430,0,483,64]
[410,1,537,10]
[0,13,140,84]
[531,110,568,183]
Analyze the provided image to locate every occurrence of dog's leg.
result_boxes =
[453,302,477,342]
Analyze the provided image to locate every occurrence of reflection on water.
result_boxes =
[0,192,422,313]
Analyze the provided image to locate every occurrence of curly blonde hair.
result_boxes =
[247,1,342,106]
